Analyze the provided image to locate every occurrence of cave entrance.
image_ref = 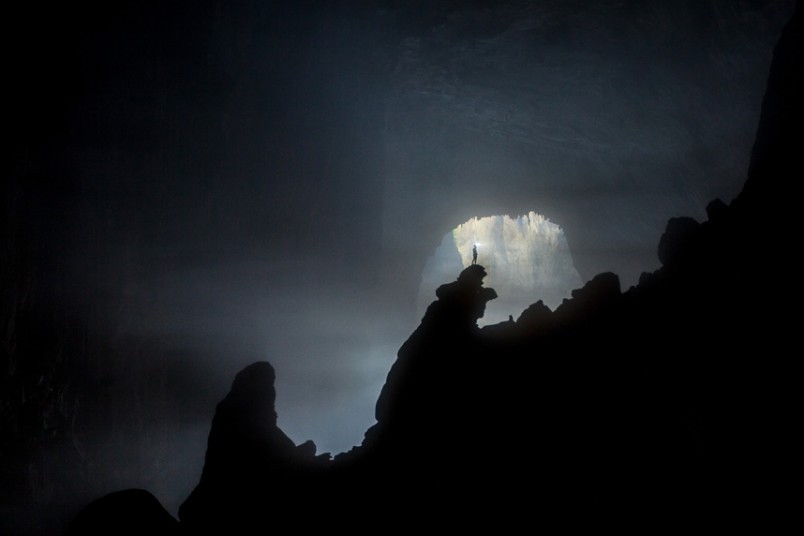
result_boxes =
[418,212,582,325]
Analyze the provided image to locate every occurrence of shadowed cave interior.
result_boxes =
[2,1,801,534]
[72,5,803,522]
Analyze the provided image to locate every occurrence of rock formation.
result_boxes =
[178,362,328,533]
[66,2,801,532]
[65,490,178,536]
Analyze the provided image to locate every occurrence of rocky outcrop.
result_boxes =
[178,362,328,533]
[67,2,801,531]
[368,265,496,457]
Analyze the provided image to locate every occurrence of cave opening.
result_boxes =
[418,212,582,325]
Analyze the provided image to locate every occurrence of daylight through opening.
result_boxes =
[419,212,582,325]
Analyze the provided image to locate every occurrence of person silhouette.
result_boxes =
[472,244,478,265]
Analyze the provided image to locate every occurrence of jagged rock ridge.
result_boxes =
[67,2,801,532]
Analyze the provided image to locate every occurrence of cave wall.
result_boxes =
[1,1,798,532]
[379,0,796,305]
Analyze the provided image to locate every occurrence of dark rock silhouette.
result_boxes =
[65,489,179,536]
[517,298,550,323]
[178,362,327,533]
[657,216,700,268]
[741,0,803,217]
[65,2,801,531]
[368,264,496,454]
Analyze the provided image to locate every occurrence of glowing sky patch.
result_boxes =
[421,212,583,324]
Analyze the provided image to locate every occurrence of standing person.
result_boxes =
[472,244,478,265]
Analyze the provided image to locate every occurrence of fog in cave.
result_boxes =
[2,1,796,532]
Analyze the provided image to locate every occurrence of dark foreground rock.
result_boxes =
[68,3,801,532]
[65,489,178,536]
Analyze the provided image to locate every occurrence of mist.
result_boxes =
[3,1,796,533]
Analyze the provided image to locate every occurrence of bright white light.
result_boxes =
[421,212,582,324]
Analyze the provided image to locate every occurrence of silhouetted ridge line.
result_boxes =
[66,3,801,530]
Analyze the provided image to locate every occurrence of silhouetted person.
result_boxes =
[179,362,321,532]
[472,244,478,265]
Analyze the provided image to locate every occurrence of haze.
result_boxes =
[5,0,795,526]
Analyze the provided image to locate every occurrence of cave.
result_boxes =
[2,1,798,534]
[418,212,582,324]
